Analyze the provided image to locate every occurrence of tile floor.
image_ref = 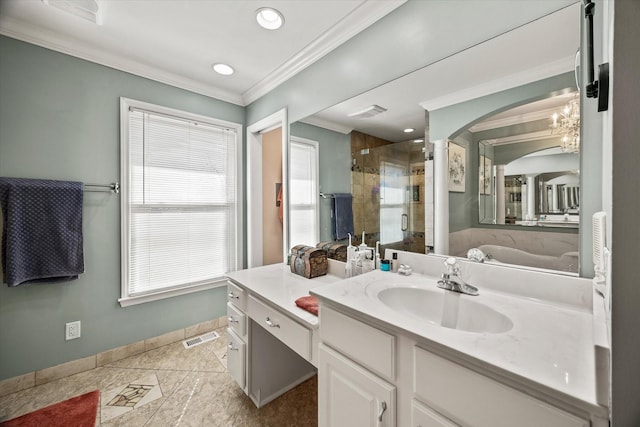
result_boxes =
[0,326,318,426]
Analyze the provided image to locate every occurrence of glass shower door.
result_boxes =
[352,140,425,254]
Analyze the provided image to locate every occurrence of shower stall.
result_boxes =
[351,140,426,255]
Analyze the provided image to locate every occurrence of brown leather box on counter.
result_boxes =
[316,241,347,262]
[290,244,328,279]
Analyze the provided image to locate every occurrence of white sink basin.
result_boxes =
[376,286,513,334]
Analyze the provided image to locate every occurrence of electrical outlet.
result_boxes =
[65,321,81,341]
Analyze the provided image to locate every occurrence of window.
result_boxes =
[380,161,407,244]
[289,137,319,247]
[119,98,242,306]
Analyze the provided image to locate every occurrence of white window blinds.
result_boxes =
[122,102,239,300]
[289,138,319,247]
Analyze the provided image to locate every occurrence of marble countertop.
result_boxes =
[311,269,608,418]
[226,263,341,328]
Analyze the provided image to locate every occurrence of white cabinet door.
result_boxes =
[226,328,246,390]
[319,344,396,427]
[411,399,458,427]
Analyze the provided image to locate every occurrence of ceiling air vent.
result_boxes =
[348,105,387,119]
[42,0,102,25]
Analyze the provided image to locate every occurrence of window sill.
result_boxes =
[118,278,227,307]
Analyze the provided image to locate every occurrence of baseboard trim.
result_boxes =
[0,315,228,398]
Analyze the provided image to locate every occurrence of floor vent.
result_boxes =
[182,331,220,349]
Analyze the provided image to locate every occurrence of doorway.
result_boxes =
[246,109,289,268]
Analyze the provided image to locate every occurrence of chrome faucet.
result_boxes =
[437,257,479,296]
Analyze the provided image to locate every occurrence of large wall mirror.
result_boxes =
[290,3,586,275]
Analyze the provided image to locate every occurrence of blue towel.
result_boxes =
[332,193,354,241]
[0,177,84,286]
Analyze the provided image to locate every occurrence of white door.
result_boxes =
[319,344,395,427]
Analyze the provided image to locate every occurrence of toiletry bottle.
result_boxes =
[359,231,368,252]
[362,249,375,273]
[391,252,399,273]
[355,250,366,275]
[345,233,355,278]
[375,241,381,270]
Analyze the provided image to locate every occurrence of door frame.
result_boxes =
[246,109,289,268]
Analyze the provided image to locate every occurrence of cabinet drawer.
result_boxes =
[411,399,457,427]
[248,295,311,360]
[227,302,246,337]
[227,281,247,311]
[320,305,395,382]
[227,328,246,390]
[413,346,588,427]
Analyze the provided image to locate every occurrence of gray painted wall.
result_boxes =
[611,1,640,425]
[0,36,245,380]
[290,122,351,242]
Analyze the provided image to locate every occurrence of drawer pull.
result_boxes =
[265,317,280,328]
[228,316,238,323]
[228,343,239,351]
[228,292,239,299]
[378,401,387,422]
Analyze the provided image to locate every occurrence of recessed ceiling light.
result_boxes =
[212,63,234,76]
[256,7,284,30]
[413,139,424,143]
[404,128,415,133]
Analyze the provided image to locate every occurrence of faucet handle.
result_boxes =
[443,257,460,275]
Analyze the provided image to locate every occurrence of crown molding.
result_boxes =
[241,0,407,105]
[420,55,575,112]
[482,130,560,146]
[299,116,352,135]
[469,106,560,132]
[0,17,245,106]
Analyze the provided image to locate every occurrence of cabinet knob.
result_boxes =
[228,316,238,323]
[228,292,239,299]
[378,401,387,422]
[265,317,280,328]
[227,343,238,351]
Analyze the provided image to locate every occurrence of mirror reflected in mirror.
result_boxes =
[476,92,580,228]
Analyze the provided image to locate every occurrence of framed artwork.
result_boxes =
[479,155,486,194]
[448,142,466,192]
[483,157,492,195]
[479,155,493,195]
[480,156,493,195]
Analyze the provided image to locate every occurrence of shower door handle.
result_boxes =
[401,214,408,231]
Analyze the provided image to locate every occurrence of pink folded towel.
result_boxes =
[295,295,318,316]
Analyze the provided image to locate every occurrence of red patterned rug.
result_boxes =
[1,390,99,427]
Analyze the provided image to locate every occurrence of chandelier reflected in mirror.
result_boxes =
[550,95,580,153]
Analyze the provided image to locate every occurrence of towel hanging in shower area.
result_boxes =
[331,193,354,241]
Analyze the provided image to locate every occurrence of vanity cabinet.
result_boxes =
[319,344,396,427]
[413,346,588,427]
[226,281,248,392]
[225,273,318,408]
[319,305,396,426]
[318,302,592,427]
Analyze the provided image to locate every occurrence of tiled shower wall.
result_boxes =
[350,131,425,254]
